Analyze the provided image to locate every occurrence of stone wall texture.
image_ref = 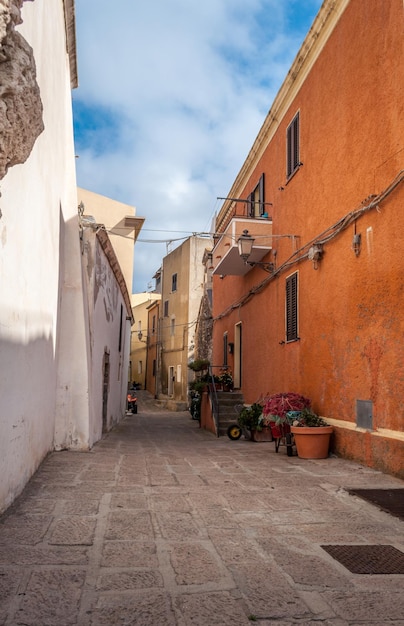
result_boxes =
[0,0,43,180]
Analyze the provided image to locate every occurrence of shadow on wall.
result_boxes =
[0,333,56,514]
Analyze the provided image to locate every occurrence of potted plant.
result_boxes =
[189,379,208,394]
[290,407,333,459]
[188,359,210,372]
[238,403,272,442]
[218,369,233,391]
[262,392,311,439]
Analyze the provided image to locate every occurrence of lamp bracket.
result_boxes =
[246,261,275,273]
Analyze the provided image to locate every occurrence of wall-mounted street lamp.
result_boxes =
[237,229,275,273]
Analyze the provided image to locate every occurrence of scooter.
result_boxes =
[127,390,138,414]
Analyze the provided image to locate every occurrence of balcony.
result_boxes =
[212,217,273,276]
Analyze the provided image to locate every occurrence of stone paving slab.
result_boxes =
[0,390,403,625]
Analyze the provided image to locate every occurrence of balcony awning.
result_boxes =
[212,218,272,276]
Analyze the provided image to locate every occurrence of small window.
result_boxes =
[286,272,298,342]
[152,314,156,335]
[287,112,300,179]
[172,273,177,292]
[152,359,156,376]
[164,300,169,317]
[248,173,265,217]
[170,317,175,336]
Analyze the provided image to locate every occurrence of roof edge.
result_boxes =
[63,0,78,89]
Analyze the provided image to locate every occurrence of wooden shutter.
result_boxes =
[287,113,300,178]
[258,173,265,215]
[247,191,254,217]
[172,273,177,292]
[286,273,298,341]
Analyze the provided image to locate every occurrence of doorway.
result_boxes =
[168,366,175,397]
[102,350,110,432]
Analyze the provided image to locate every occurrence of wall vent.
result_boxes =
[356,399,373,429]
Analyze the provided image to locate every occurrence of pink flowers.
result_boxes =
[262,392,311,421]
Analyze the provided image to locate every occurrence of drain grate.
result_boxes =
[321,544,404,574]
[347,488,404,522]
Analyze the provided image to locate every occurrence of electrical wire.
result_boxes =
[213,169,404,321]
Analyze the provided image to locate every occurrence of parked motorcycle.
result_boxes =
[189,390,201,421]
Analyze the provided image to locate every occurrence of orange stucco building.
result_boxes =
[211,0,404,477]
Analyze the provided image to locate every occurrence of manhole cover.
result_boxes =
[321,544,404,574]
[347,488,404,522]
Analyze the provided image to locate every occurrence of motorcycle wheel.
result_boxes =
[227,424,242,440]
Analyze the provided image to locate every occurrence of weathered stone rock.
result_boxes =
[0,0,43,180]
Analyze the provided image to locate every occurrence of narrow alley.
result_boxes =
[0,391,403,625]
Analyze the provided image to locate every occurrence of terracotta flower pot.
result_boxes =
[251,426,273,442]
[290,425,333,459]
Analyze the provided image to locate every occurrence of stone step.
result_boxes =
[215,391,245,436]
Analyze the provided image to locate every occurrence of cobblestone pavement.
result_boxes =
[1,390,403,625]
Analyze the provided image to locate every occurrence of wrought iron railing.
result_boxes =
[208,365,220,437]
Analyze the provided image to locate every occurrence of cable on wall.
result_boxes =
[213,169,404,322]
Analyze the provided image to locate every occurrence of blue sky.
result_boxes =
[72,0,323,292]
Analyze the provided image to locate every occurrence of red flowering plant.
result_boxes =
[261,392,311,428]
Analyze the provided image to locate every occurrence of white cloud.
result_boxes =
[73,0,322,291]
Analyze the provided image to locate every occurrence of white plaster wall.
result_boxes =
[82,232,131,446]
[0,1,89,512]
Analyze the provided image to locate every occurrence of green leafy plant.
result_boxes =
[238,403,264,431]
[189,380,207,393]
[188,359,210,372]
[292,407,329,427]
[219,370,233,388]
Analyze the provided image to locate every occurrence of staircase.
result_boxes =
[216,390,244,436]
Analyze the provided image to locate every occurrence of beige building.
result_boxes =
[78,187,145,293]
[158,236,212,408]
[130,292,161,389]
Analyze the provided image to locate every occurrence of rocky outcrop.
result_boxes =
[0,0,43,180]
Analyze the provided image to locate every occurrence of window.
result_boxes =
[248,173,265,217]
[172,273,177,292]
[287,112,300,179]
[170,316,175,336]
[164,300,169,317]
[286,272,298,342]
[152,314,156,335]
